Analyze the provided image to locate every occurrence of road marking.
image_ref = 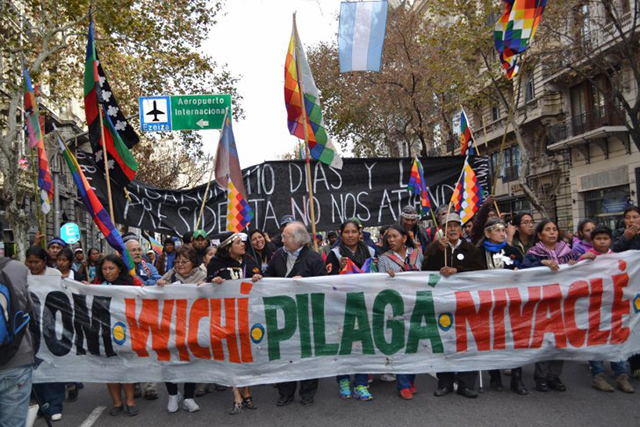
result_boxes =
[79,406,106,427]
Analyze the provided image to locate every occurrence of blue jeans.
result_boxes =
[33,382,65,416]
[0,365,33,427]
[397,374,416,390]
[590,360,628,378]
[336,374,369,387]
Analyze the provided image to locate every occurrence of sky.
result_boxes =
[200,0,343,168]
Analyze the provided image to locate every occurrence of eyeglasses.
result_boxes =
[174,259,192,266]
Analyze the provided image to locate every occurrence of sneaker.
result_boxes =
[338,379,352,399]
[410,382,418,394]
[50,414,62,422]
[380,374,396,382]
[183,398,200,412]
[616,374,634,393]
[353,385,373,401]
[167,393,181,413]
[592,373,614,392]
[399,388,413,400]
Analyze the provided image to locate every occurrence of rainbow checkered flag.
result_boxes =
[450,158,483,223]
[227,177,253,233]
[407,157,432,217]
[285,14,343,169]
[494,0,547,79]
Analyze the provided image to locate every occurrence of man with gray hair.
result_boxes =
[264,221,326,406]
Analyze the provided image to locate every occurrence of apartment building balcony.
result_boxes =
[547,105,630,160]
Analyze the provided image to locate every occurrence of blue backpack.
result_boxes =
[0,257,31,366]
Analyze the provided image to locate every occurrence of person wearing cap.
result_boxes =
[156,238,177,276]
[46,237,67,268]
[206,232,260,415]
[422,212,483,399]
[263,221,326,407]
[73,247,85,271]
[271,214,296,249]
[398,205,431,254]
[146,250,157,265]
[192,230,211,265]
[477,218,527,395]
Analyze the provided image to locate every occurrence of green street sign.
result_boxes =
[139,94,231,132]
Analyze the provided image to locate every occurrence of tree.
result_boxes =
[0,0,242,259]
[307,6,447,157]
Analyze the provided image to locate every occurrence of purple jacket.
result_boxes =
[571,237,593,258]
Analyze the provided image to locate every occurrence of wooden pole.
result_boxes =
[443,162,467,268]
[97,106,115,224]
[293,14,319,251]
[196,109,228,230]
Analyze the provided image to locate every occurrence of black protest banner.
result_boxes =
[76,151,489,236]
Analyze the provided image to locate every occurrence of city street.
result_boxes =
[35,362,640,427]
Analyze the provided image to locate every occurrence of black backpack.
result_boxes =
[0,257,32,366]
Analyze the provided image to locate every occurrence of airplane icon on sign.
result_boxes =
[146,100,165,122]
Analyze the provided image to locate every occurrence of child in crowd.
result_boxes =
[580,225,634,393]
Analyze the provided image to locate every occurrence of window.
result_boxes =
[491,105,500,121]
[525,76,535,102]
[502,146,521,182]
[574,4,591,48]
[584,185,630,230]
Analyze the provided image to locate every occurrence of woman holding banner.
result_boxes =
[326,220,376,401]
[508,213,535,258]
[477,218,527,395]
[207,232,259,415]
[522,219,577,393]
[247,229,276,274]
[378,225,423,399]
[157,246,205,413]
[92,255,140,416]
[25,246,65,422]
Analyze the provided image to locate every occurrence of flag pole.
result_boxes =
[98,106,115,224]
[444,159,468,268]
[293,13,319,251]
[481,114,501,216]
[196,109,228,230]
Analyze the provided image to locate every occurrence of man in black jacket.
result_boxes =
[422,213,483,399]
[264,221,326,405]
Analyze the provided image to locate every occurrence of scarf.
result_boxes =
[483,240,507,253]
[528,240,574,264]
[338,240,370,268]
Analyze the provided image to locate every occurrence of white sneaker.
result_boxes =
[167,393,181,413]
[51,413,63,421]
[380,374,396,382]
[183,398,200,413]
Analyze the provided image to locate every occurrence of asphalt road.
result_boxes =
[33,362,640,427]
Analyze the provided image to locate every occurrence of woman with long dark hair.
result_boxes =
[25,246,65,421]
[613,206,640,252]
[78,247,101,283]
[572,218,596,257]
[207,233,260,415]
[326,220,376,401]
[507,212,535,258]
[92,254,140,416]
[247,229,275,273]
[522,219,577,393]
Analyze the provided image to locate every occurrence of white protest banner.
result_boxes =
[30,252,640,386]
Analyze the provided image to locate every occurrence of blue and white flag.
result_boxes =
[338,1,388,73]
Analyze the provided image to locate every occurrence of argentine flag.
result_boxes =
[338,1,388,73]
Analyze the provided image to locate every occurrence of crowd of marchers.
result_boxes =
[2,198,640,425]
